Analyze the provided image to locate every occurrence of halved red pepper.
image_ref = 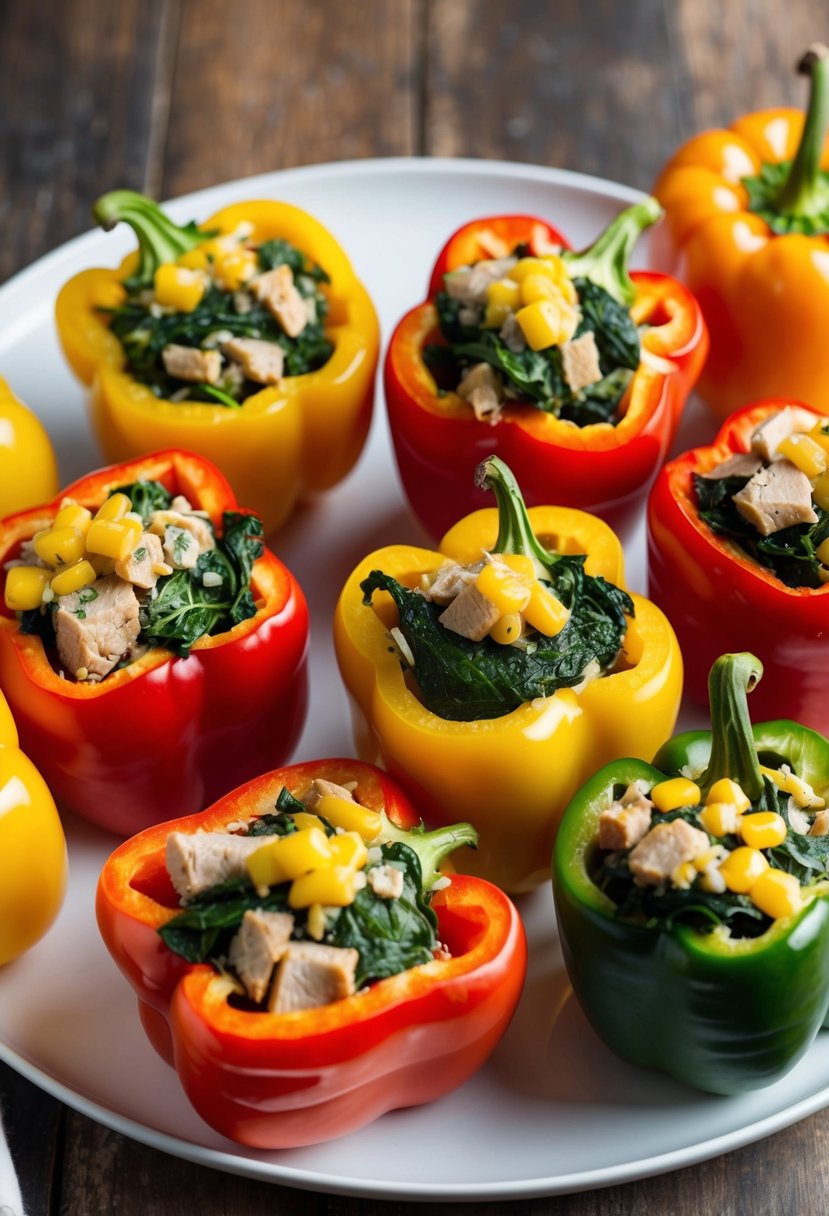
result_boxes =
[0,450,309,836]
[647,399,829,733]
[95,759,527,1148]
[386,205,708,540]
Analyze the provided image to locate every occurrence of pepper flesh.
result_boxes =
[647,398,829,734]
[56,196,379,533]
[0,377,59,517]
[553,653,829,1094]
[385,205,707,540]
[0,449,308,836]
[95,759,527,1148]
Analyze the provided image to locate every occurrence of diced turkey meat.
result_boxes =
[444,258,518,306]
[733,459,818,536]
[628,819,710,886]
[457,362,502,423]
[54,575,140,681]
[222,336,285,385]
[438,581,500,641]
[251,265,307,338]
[702,453,763,481]
[268,942,359,1014]
[560,332,603,392]
[422,561,482,606]
[303,778,356,812]
[598,781,654,851]
[750,406,818,461]
[166,831,269,900]
[228,909,295,1003]
[114,531,164,589]
[161,344,222,385]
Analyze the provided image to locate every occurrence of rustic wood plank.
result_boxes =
[0,0,173,284]
[0,1062,62,1216]
[161,0,420,196]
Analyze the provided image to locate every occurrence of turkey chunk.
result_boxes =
[598,781,654,851]
[228,910,295,1003]
[55,575,140,681]
[422,561,481,606]
[733,460,818,536]
[161,345,222,385]
[444,257,518,306]
[114,531,164,589]
[457,362,502,423]
[367,864,405,900]
[701,453,763,481]
[629,819,710,887]
[222,336,285,385]
[303,778,355,812]
[750,406,818,461]
[268,942,359,1014]
[438,581,500,641]
[149,509,215,559]
[251,265,307,337]
[561,332,602,392]
[166,831,268,900]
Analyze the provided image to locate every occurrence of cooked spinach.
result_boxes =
[361,559,632,721]
[257,239,330,285]
[113,479,173,523]
[694,471,829,589]
[158,877,291,963]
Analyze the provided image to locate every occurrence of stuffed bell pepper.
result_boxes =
[385,198,707,539]
[335,456,682,893]
[0,450,308,835]
[96,758,526,1148]
[0,377,59,516]
[56,191,379,533]
[554,652,829,1095]
[653,43,829,416]
[648,398,829,734]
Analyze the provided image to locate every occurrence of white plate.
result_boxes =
[0,158,822,1203]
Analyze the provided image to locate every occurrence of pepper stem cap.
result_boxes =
[560,197,662,307]
[699,653,764,802]
[92,190,208,290]
[774,44,829,219]
[474,456,559,578]
[380,812,478,891]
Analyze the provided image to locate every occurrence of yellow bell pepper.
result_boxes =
[55,192,379,534]
[334,458,682,892]
[0,687,67,965]
[0,377,59,517]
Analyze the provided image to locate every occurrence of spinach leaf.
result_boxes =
[257,239,330,285]
[573,278,640,372]
[158,877,291,963]
[361,562,632,722]
[113,479,173,524]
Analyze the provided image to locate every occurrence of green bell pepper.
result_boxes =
[553,652,829,1095]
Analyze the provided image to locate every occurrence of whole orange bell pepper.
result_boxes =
[653,44,829,416]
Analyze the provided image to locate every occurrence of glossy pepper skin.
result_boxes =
[648,398,829,734]
[385,202,707,541]
[653,45,829,416]
[335,460,682,893]
[0,687,67,965]
[0,377,59,517]
[554,654,829,1095]
[56,192,379,534]
[96,758,527,1149]
[0,450,308,836]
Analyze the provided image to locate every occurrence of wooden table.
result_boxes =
[2,1,828,1210]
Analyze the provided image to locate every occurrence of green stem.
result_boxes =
[92,190,208,289]
[775,44,829,218]
[474,455,559,578]
[561,197,663,307]
[380,813,478,891]
[699,653,764,802]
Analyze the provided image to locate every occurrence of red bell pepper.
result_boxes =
[648,400,829,733]
[386,204,708,540]
[96,759,527,1149]
[0,450,308,836]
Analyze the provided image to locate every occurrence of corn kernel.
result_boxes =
[671,860,697,889]
[50,560,97,598]
[289,865,361,909]
[693,845,726,872]
[812,471,829,511]
[810,422,829,456]
[508,256,561,285]
[291,812,325,833]
[651,777,701,813]
[120,517,143,549]
[515,300,578,351]
[749,869,802,920]
[95,493,132,522]
[739,810,787,849]
[177,247,210,272]
[86,519,138,561]
[705,778,751,812]
[314,793,382,841]
[54,501,93,536]
[246,827,331,888]
[498,553,536,579]
[33,526,86,568]
[483,278,521,329]
[489,612,523,645]
[523,581,570,636]
[476,562,531,615]
[760,764,824,808]
[327,831,368,870]
[778,432,827,479]
[699,802,742,837]
[90,554,116,577]
[213,249,257,291]
[154,263,205,312]
[817,538,829,566]
[719,846,769,894]
[519,273,567,308]
[306,903,327,941]
[4,566,51,611]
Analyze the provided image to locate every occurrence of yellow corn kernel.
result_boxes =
[671,860,697,889]
[519,273,565,308]
[817,538,829,566]
[89,554,115,577]
[719,846,769,894]
[705,778,751,812]
[739,810,787,850]
[812,470,829,511]
[651,777,701,813]
[523,581,570,636]
[91,280,127,311]
[761,764,824,808]
[693,845,727,872]
[50,560,97,598]
[4,566,51,611]
[246,827,332,888]
[153,263,205,312]
[698,802,742,837]
[289,865,361,909]
[483,278,522,329]
[54,501,93,536]
[177,247,210,272]
[515,299,578,351]
[33,526,86,568]
[749,869,802,920]
[498,553,536,579]
[476,562,531,615]
[778,432,827,479]
[508,256,561,285]
[327,831,368,870]
[314,793,382,841]
[291,812,325,833]
[306,903,327,941]
[489,612,523,645]
[85,519,138,562]
[120,517,143,549]
[213,249,257,291]
[94,493,131,522]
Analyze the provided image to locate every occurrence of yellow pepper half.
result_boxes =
[0,377,59,517]
[0,687,67,965]
[55,192,379,534]
[334,459,682,892]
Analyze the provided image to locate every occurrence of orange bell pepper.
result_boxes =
[653,44,829,417]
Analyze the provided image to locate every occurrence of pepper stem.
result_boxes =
[474,456,559,578]
[380,813,478,891]
[560,197,663,307]
[699,653,764,803]
[92,190,208,289]
[774,44,829,219]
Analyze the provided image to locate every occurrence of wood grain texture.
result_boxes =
[0,1062,62,1216]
